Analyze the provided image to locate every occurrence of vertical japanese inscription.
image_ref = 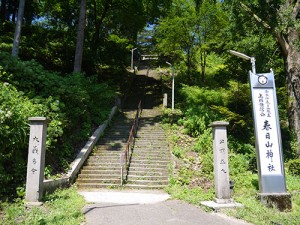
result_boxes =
[253,89,282,175]
[219,140,227,173]
[30,136,40,174]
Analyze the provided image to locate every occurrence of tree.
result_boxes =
[155,0,199,81]
[196,0,227,82]
[155,0,226,83]
[231,0,300,157]
[11,0,26,57]
[0,0,8,23]
[73,0,87,73]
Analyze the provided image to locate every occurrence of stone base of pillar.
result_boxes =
[25,201,43,207]
[201,200,243,211]
[257,193,292,211]
[214,198,234,204]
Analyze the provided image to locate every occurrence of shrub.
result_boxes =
[229,153,251,175]
[0,52,117,199]
[192,128,213,154]
[0,81,47,198]
[173,146,185,158]
[287,159,300,176]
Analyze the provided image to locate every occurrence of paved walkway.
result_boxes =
[81,190,252,225]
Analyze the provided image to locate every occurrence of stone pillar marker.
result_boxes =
[25,117,47,205]
[201,121,242,210]
[163,93,168,108]
[211,121,231,203]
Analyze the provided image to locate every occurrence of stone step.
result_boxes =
[138,125,162,127]
[133,147,168,151]
[127,170,168,176]
[77,178,120,184]
[98,138,128,142]
[85,162,120,167]
[135,138,168,143]
[77,183,122,189]
[93,146,125,150]
[92,147,124,152]
[137,128,163,131]
[132,156,170,161]
[132,151,169,155]
[127,175,169,181]
[132,154,169,158]
[78,174,121,179]
[134,139,167,143]
[129,165,169,171]
[88,156,120,162]
[136,133,166,136]
[130,159,170,164]
[86,160,120,165]
[80,169,120,175]
[124,184,166,189]
[134,139,168,142]
[126,179,168,186]
[98,140,128,144]
[82,165,120,170]
[133,150,169,153]
[90,152,122,156]
[134,144,168,148]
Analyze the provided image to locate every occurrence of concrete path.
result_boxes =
[81,190,252,225]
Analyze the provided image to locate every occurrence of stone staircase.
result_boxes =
[126,109,170,189]
[76,67,170,190]
[76,111,135,189]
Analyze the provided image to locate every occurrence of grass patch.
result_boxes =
[0,186,85,225]
[223,173,300,225]
[166,183,214,205]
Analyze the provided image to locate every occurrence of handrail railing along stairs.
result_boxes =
[120,67,150,185]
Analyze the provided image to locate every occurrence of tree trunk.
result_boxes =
[279,29,300,157]
[11,0,26,57]
[74,0,87,73]
[0,0,7,23]
[200,49,206,83]
[187,48,191,82]
[93,0,112,47]
[274,0,300,157]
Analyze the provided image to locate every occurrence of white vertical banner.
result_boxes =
[250,70,287,194]
[252,89,282,175]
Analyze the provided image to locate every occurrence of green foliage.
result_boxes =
[0,187,85,225]
[177,166,193,185]
[155,0,228,83]
[199,153,214,176]
[177,85,226,137]
[287,159,300,176]
[192,128,213,154]
[0,52,117,199]
[172,146,185,158]
[162,108,183,124]
[0,80,47,198]
[229,153,251,176]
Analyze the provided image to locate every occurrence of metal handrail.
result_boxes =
[120,101,142,185]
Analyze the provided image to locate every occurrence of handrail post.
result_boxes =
[120,89,143,186]
[120,153,124,185]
